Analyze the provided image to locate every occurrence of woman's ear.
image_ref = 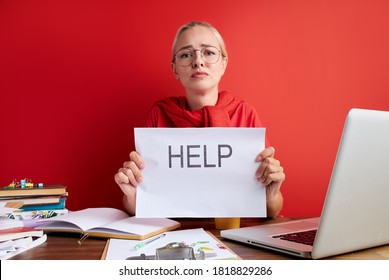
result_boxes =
[221,56,228,75]
[171,63,179,80]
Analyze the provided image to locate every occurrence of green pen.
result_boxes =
[131,233,166,251]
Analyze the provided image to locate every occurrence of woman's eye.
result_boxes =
[180,52,193,59]
[203,50,216,56]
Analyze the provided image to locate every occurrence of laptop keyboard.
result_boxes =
[272,229,317,246]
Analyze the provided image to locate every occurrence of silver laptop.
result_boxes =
[221,108,389,259]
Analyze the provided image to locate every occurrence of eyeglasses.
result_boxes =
[174,46,222,67]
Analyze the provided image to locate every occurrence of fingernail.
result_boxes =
[256,156,263,162]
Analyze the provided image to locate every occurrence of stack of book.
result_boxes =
[0,216,46,259]
[1,184,69,221]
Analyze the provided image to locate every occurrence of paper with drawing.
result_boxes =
[135,128,266,217]
[105,228,238,260]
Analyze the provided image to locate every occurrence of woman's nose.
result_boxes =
[192,50,204,68]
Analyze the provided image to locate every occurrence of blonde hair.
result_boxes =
[171,21,228,63]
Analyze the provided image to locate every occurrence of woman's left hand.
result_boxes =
[255,147,285,199]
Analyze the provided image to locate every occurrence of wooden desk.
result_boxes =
[9,217,389,260]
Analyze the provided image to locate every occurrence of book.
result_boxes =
[20,197,66,211]
[7,209,69,221]
[0,185,67,198]
[0,226,44,242]
[0,216,23,230]
[2,201,24,209]
[2,195,63,206]
[104,228,240,260]
[35,207,181,240]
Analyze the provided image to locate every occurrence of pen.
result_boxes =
[131,233,166,251]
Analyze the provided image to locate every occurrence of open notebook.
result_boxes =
[35,207,180,240]
[221,108,389,259]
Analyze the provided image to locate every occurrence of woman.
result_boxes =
[114,21,285,218]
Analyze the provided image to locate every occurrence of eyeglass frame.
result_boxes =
[172,45,225,67]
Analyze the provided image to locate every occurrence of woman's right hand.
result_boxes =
[115,151,145,189]
[114,151,145,214]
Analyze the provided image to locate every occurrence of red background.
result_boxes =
[1,0,388,217]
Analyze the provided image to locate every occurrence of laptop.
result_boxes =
[221,108,389,259]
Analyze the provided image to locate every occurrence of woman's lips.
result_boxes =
[191,71,209,78]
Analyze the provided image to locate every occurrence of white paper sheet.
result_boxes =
[135,128,266,218]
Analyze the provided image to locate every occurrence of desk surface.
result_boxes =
[10,217,389,260]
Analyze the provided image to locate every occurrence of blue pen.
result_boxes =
[131,233,166,251]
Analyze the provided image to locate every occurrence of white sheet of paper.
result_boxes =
[135,128,266,218]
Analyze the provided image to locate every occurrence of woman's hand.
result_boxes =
[255,147,285,217]
[114,151,145,215]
